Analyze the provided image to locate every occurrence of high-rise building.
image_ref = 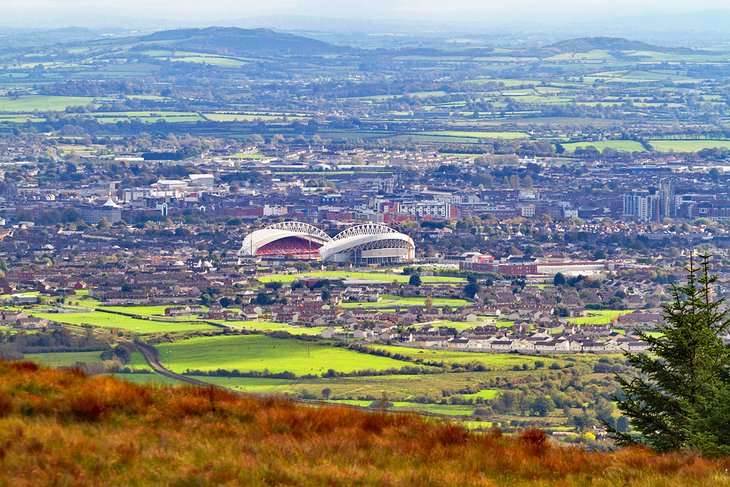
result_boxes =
[659,179,675,218]
[623,179,675,222]
[623,190,659,222]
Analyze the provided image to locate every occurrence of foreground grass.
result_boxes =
[1,361,729,486]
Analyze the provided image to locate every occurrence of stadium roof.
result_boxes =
[239,221,332,257]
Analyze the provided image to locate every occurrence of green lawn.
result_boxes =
[156,335,423,376]
[29,311,216,334]
[340,294,471,309]
[257,271,465,284]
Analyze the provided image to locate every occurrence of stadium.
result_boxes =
[240,221,415,264]
[239,221,332,259]
[319,223,414,264]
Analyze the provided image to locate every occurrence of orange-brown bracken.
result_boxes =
[0,360,729,486]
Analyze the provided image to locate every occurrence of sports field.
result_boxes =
[257,271,465,284]
[340,294,471,309]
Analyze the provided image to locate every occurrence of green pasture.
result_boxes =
[415,131,529,139]
[187,376,297,394]
[97,305,209,318]
[204,112,308,122]
[170,55,247,67]
[211,320,326,336]
[460,389,500,400]
[156,335,423,376]
[29,311,215,334]
[0,95,94,112]
[649,139,730,152]
[24,350,151,371]
[114,373,182,386]
[23,351,103,367]
[561,140,646,152]
[566,310,632,325]
[369,345,566,370]
[327,399,477,416]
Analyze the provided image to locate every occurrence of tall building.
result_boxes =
[623,190,659,222]
[659,179,675,218]
[623,180,675,222]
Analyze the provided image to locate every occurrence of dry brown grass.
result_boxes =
[1,360,730,486]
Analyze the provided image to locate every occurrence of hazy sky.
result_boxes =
[3,0,730,25]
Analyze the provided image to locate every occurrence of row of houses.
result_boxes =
[418,333,651,354]
[0,311,51,329]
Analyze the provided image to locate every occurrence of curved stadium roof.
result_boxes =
[239,221,332,257]
[319,223,414,263]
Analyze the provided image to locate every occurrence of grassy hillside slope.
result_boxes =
[0,360,729,486]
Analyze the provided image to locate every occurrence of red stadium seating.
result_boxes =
[256,237,322,257]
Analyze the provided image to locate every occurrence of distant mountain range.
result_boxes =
[0,24,714,58]
[126,29,698,58]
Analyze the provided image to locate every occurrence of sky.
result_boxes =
[2,0,730,26]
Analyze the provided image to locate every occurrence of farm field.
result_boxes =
[369,344,575,369]
[210,320,327,336]
[23,351,104,367]
[561,140,646,152]
[326,399,478,416]
[191,371,520,402]
[24,350,152,371]
[0,95,94,112]
[156,335,425,375]
[257,270,465,284]
[29,311,216,334]
[112,373,182,386]
[415,131,530,139]
[648,139,730,152]
[97,305,207,317]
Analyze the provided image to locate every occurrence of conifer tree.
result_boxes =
[609,254,730,456]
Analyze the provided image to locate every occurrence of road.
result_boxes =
[134,340,228,390]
